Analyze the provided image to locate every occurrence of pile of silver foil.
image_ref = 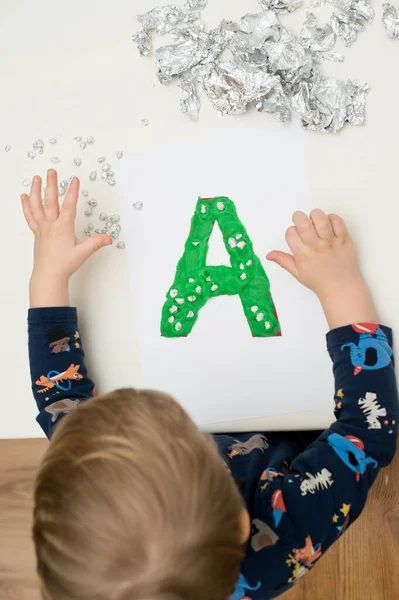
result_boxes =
[132,1,372,133]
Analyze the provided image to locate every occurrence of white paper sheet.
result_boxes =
[118,122,333,426]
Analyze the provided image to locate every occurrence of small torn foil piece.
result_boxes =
[198,60,279,115]
[291,76,369,132]
[185,0,207,9]
[230,11,279,66]
[203,20,238,63]
[265,28,313,87]
[349,0,374,22]
[132,30,153,56]
[257,0,303,13]
[156,38,209,83]
[327,0,354,10]
[300,12,336,52]
[254,83,291,123]
[328,0,374,46]
[330,12,365,46]
[291,78,343,132]
[312,51,345,63]
[307,0,374,42]
[137,5,186,35]
[309,0,370,12]
[170,23,207,41]
[382,3,399,38]
[346,80,370,125]
[237,10,279,38]
[58,180,69,197]
[179,76,200,120]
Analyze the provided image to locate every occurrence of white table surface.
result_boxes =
[0,0,398,439]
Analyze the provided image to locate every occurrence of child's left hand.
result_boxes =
[22,169,112,307]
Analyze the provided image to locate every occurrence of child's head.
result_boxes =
[33,389,246,600]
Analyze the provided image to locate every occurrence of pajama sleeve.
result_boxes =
[28,307,96,439]
[255,324,399,587]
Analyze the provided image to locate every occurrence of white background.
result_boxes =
[0,0,398,438]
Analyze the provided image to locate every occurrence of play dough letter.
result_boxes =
[161,197,281,338]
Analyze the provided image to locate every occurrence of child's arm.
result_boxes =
[264,210,398,567]
[22,170,113,438]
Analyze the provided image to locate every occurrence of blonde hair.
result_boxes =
[33,389,245,600]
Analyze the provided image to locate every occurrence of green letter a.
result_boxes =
[161,197,281,338]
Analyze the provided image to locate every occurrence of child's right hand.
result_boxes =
[267,210,378,330]
[22,170,112,308]
[266,210,360,298]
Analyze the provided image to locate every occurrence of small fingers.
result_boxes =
[285,225,304,255]
[44,169,60,222]
[76,234,113,263]
[292,211,320,247]
[266,250,299,280]
[28,175,45,223]
[328,214,348,239]
[60,177,79,222]
[310,209,334,241]
[21,194,38,234]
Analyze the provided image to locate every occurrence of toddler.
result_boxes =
[23,170,398,600]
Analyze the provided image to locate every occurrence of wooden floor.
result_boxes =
[1,439,399,600]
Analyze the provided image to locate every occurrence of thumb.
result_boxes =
[77,234,113,261]
[266,251,299,279]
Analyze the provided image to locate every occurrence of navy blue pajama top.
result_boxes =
[28,308,398,599]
